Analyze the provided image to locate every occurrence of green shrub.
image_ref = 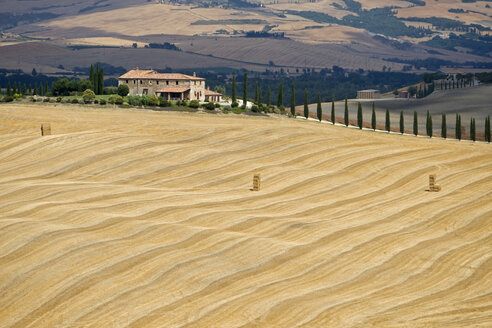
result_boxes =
[13,93,22,99]
[4,96,14,102]
[127,95,142,106]
[119,104,132,108]
[99,99,107,105]
[114,96,123,105]
[231,101,239,108]
[43,98,50,102]
[203,102,216,110]
[117,84,129,97]
[71,98,80,104]
[189,100,200,108]
[251,105,259,113]
[56,97,62,103]
[158,97,171,107]
[148,95,159,106]
[82,89,96,103]
[94,99,99,104]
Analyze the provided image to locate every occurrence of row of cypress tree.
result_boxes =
[3,81,50,97]
[230,74,491,142]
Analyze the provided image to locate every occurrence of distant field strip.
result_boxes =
[0,104,491,328]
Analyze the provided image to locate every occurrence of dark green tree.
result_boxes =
[456,114,461,140]
[317,93,322,122]
[7,82,11,96]
[426,111,432,137]
[441,114,447,139]
[243,72,248,109]
[331,97,335,124]
[28,84,32,95]
[470,118,476,142]
[22,84,27,95]
[304,89,309,119]
[231,74,237,106]
[400,111,404,134]
[413,111,418,136]
[385,108,390,132]
[98,67,104,95]
[33,82,37,96]
[357,102,362,129]
[40,83,45,96]
[266,86,271,108]
[13,82,17,95]
[45,81,49,95]
[371,103,376,130]
[277,83,284,111]
[291,83,295,116]
[117,84,129,97]
[258,88,262,107]
[344,97,348,126]
[485,116,490,143]
[89,64,95,89]
[255,81,259,105]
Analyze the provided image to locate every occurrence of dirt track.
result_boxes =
[0,103,491,327]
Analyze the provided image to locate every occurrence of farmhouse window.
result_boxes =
[140,80,142,84]
[157,81,159,85]
[176,81,179,85]
[133,80,136,84]
[126,80,128,83]
[166,81,169,85]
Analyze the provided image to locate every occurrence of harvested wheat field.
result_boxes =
[0,103,491,328]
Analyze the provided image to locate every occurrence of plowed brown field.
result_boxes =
[1,103,491,327]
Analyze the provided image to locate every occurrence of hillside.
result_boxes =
[0,103,491,327]
[1,0,492,74]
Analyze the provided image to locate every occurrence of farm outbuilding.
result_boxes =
[357,89,381,100]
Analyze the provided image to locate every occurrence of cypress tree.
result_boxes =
[258,88,262,107]
[40,83,44,96]
[22,84,27,95]
[485,116,490,143]
[277,83,283,110]
[413,111,418,135]
[267,86,271,108]
[470,118,476,142]
[344,97,348,126]
[28,84,32,95]
[89,64,95,90]
[385,108,390,132]
[291,83,295,116]
[255,81,259,105]
[243,72,248,109]
[95,63,101,94]
[441,113,447,139]
[33,82,37,96]
[400,111,404,134]
[231,74,237,105]
[98,67,104,95]
[357,102,362,129]
[7,82,11,96]
[304,89,309,119]
[331,97,335,124]
[317,93,322,121]
[371,103,376,130]
[45,81,49,95]
[13,82,17,95]
[456,114,461,140]
[426,111,432,137]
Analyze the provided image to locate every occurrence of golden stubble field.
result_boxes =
[0,103,491,327]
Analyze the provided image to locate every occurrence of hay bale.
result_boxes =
[429,174,441,192]
[253,174,261,191]
[41,123,51,136]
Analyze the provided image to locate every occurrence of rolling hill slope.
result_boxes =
[0,103,491,327]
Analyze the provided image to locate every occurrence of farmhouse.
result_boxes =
[357,89,381,100]
[118,69,210,101]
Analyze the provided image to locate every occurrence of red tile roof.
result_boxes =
[119,69,205,81]
[156,87,191,93]
[204,89,222,96]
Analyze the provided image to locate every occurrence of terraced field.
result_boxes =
[0,103,491,327]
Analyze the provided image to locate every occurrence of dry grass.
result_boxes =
[0,103,491,327]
